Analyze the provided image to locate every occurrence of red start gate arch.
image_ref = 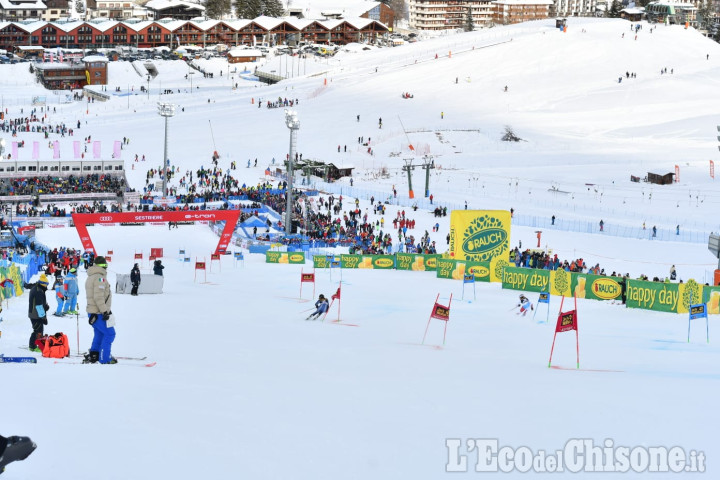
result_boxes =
[72,211,241,255]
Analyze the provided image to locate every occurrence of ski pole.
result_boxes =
[76,305,81,355]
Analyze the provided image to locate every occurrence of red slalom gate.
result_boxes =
[194,258,207,282]
[300,270,315,300]
[548,294,580,369]
[422,293,452,346]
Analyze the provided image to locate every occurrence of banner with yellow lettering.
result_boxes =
[624,279,701,313]
[436,259,490,282]
[449,210,510,283]
[265,251,305,264]
[502,266,550,293]
[396,253,440,271]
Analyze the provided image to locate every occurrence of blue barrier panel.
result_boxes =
[248,244,271,254]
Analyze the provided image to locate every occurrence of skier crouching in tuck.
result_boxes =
[306,294,329,320]
[517,294,534,316]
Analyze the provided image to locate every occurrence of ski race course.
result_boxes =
[0,17,719,479]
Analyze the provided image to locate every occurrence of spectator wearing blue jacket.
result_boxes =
[306,294,329,320]
[62,267,79,314]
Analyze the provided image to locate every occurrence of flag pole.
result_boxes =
[422,294,439,344]
[574,294,579,368]
[336,281,342,322]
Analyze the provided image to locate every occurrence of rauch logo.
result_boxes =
[462,228,507,256]
[289,254,304,262]
[374,258,394,268]
[470,266,490,277]
[592,278,620,300]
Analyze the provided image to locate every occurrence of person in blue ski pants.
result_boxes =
[306,294,329,320]
[62,267,80,314]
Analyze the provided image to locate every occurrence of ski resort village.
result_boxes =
[0,0,720,477]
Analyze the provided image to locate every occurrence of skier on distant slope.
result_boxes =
[306,294,329,320]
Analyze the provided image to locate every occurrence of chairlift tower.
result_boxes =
[421,155,436,197]
[402,158,415,199]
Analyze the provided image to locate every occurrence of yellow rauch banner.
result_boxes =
[449,210,510,282]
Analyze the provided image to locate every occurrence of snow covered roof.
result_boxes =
[144,0,204,12]
[0,0,47,10]
[34,62,83,69]
[155,19,188,31]
[190,19,220,30]
[621,7,644,13]
[252,15,284,30]
[282,17,313,30]
[228,48,261,57]
[282,0,380,20]
[51,21,84,32]
[88,20,120,32]
[342,17,375,29]
[223,19,252,29]
[14,20,48,32]
[83,55,108,62]
[491,0,553,5]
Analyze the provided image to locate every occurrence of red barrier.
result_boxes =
[72,211,240,255]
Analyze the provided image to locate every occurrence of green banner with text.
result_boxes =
[435,258,490,281]
[265,251,305,264]
[396,253,440,271]
[501,266,550,293]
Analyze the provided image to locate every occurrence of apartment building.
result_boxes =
[408,0,495,30]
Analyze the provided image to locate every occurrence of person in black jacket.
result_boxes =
[27,274,50,351]
[0,434,36,474]
[153,259,164,276]
[130,263,141,296]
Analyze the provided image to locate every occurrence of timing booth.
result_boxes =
[115,274,164,294]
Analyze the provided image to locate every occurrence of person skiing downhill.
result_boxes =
[516,294,534,316]
[306,294,329,320]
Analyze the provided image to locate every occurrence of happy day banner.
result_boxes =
[502,266,550,293]
[265,251,305,264]
[339,254,395,269]
[436,258,491,282]
[625,278,702,314]
[396,253,440,271]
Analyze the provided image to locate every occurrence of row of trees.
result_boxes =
[204,0,408,24]
[205,0,285,22]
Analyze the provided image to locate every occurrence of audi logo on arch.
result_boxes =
[99,216,113,221]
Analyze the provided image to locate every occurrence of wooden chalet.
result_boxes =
[0,16,390,50]
[647,172,675,185]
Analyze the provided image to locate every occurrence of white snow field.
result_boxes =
[1,17,720,479]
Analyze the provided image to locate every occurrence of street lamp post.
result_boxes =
[157,102,175,196]
[189,70,195,93]
[146,74,150,99]
[284,109,300,236]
